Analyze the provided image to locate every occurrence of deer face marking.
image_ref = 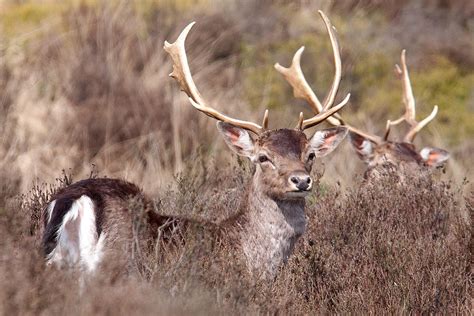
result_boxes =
[217,122,347,200]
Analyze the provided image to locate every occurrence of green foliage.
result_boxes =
[240,32,342,120]
[0,2,61,37]
[0,0,206,39]
[240,40,297,111]
[135,0,210,26]
[352,51,398,117]
[411,56,474,143]
[150,0,210,10]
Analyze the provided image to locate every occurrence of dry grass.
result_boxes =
[0,0,472,314]
[0,0,472,194]
[3,1,253,193]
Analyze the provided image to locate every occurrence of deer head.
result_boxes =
[164,21,348,201]
[348,50,449,172]
[275,12,449,178]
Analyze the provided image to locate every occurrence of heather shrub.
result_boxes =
[280,170,471,313]
[2,165,470,314]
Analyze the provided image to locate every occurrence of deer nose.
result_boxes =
[289,174,312,191]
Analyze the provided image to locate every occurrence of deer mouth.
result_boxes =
[285,190,311,198]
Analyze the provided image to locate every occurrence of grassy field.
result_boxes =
[0,0,472,314]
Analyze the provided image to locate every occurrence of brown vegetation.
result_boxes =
[1,165,471,314]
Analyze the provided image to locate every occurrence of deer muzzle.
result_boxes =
[289,172,312,192]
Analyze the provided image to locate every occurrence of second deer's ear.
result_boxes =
[349,131,374,162]
[217,122,255,158]
[309,126,348,158]
[419,147,449,166]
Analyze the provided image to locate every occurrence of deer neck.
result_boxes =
[239,170,307,278]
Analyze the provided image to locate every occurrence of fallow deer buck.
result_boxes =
[275,11,449,180]
[41,13,349,278]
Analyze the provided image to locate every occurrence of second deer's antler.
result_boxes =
[385,49,438,142]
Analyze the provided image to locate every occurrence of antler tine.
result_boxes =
[318,10,344,112]
[301,93,350,129]
[396,49,417,125]
[262,109,269,129]
[274,11,348,128]
[383,120,392,141]
[297,112,304,130]
[385,49,416,136]
[388,49,439,142]
[322,10,385,143]
[404,105,438,142]
[164,22,265,135]
[274,46,324,114]
[300,93,383,144]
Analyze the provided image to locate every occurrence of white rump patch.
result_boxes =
[47,195,105,273]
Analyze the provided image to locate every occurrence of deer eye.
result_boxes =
[308,152,316,161]
[258,154,269,163]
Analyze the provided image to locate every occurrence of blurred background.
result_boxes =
[0,0,472,196]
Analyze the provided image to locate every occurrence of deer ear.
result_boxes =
[309,126,348,158]
[349,131,374,162]
[217,122,255,158]
[419,147,449,166]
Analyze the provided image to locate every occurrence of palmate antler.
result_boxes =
[385,50,438,142]
[165,21,346,134]
[275,11,381,143]
[164,22,267,134]
[274,46,351,130]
